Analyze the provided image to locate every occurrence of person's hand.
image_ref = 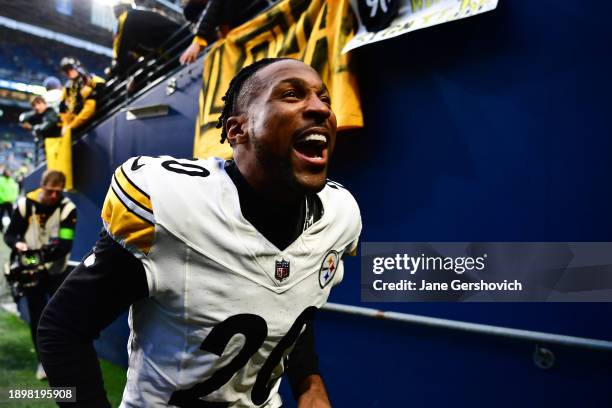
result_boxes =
[21,122,32,130]
[296,375,331,408]
[297,390,332,408]
[297,392,331,408]
[180,42,202,65]
[15,242,28,252]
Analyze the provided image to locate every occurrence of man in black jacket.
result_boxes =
[19,96,61,164]
[19,96,61,139]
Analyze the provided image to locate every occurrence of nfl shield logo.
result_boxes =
[275,259,290,282]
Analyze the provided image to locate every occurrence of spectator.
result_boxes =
[106,1,183,80]
[0,169,19,233]
[42,76,63,111]
[19,96,61,165]
[3,169,76,380]
[180,0,272,64]
[19,96,61,140]
[59,57,105,135]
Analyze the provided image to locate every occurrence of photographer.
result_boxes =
[3,170,76,380]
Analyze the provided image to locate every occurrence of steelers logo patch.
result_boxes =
[319,250,340,288]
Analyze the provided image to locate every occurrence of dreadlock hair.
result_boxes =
[217,58,291,144]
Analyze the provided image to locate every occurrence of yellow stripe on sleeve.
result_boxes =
[102,187,154,255]
[113,166,152,213]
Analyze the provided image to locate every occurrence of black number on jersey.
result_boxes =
[168,314,267,407]
[168,307,317,407]
[161,160,210,177]
[251,306,317,405]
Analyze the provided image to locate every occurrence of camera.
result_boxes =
[3,250,46,299]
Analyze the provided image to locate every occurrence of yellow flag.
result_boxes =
[193,0,363,159]
[45,128,73,190]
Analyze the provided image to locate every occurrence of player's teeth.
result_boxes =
[303,134,326,143]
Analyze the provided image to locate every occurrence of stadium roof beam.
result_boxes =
[0,16,113,57]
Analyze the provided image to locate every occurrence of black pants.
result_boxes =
[23,271,68,361]
[113,9,183,78]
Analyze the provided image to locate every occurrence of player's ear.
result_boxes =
[226,115,248,147]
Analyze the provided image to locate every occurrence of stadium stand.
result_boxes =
[0,0,112,46]
[0,127,34,175]
[0,0,189,190]
[0,75,37,173]
[0,26,109,85]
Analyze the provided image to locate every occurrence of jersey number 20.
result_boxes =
[168,306,317,407]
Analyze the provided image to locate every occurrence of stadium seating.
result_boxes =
[0,26,109,84]
[0,0,111,46]
[0,123,34,173]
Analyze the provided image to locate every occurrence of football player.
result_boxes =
[38,58,361,407]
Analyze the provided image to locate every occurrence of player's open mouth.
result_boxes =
[293,134,328,166]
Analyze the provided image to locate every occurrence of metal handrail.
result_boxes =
[64,23,192,140]
[322,302,612,352]
[55,1,281,143]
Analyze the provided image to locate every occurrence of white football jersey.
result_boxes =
[101,156,361,407]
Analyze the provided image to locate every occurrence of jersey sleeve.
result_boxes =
[345,236,359,256]
[338,183,361,257]
[101,157,156,257]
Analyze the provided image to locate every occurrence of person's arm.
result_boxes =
[18,110,40,130]
[37,230,149,407]
[286,322,331,407]
[3,200,27,250]
[59,88,68,115]
[33,109,61,139]
[183,0,207,22]
[67,78,104,131]
[180,35,208,65]
[193,0,224,43]
[67,98,96,130]
[180,0,222,65]
[295,375,331,408]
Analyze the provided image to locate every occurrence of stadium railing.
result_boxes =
[82,22,193,135]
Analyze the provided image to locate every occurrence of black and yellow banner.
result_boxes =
[194,0,363,159]
[45,127,73,191]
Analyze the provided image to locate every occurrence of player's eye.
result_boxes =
[320,94,331,105]
[282,89,299,98]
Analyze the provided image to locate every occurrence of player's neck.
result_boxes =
[226,160,307,250]
[228,160,304,205]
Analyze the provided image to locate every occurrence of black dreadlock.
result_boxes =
[217,58,291,144]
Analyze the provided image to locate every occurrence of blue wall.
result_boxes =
[29,1,612,406]
[308,1,612,407]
